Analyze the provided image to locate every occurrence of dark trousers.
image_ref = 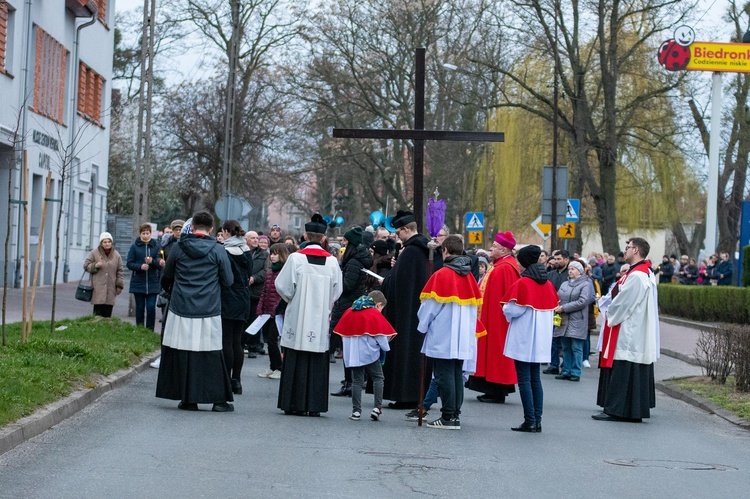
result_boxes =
[93,304,113,317]
[549,336,562,369]
[514,360,543,426]
[133,293,157,330]
[222,318,246,380]
[432,358,464,420]
[262,318,283,371]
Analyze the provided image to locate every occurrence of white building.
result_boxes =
[0,0,114,286]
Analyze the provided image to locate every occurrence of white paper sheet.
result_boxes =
[361,268,384,282]
[245,314,271,335]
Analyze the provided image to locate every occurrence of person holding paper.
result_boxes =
[275,214,343,416]
[256,243,290,379]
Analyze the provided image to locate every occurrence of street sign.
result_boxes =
[468,231,483,245]
[559,222,575,239]
[465,212,484,230]
[531,215,552,240]
[566,199,580,222]
[541,165,568,225]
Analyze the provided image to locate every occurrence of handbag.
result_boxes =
[75,271,94,302]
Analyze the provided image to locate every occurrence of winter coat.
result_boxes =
[126,237,163,295]
[601,262,618,290]
[221,243,252,321]
[83,246,124,306]
[257,267,283,316]
[160,234,233,318]
[248,248,268,299]
[716,259,733,286]
[553,275,593,339]
[657,260,674,284]
[330,244,373,327]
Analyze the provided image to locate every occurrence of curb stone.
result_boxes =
[655,381,750,430]
[0,350,161,457]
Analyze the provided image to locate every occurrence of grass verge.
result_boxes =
[0,316,160,428]
[669,376,750,421]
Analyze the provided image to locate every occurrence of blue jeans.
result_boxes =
[133,293,157,331]
[549,337,562,369]
[423,378,439,410]
[514,360,542,426]
[561,337,584,377]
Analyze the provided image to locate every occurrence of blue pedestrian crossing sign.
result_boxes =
[566,199,580,222]
[465,212,484,230]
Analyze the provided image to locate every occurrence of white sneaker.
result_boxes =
[150,357,161,369]
[258,369,274,378]
[583,360,591,368]
[268,370,282,379]
[349,411,361,421]
[370,408,382,421]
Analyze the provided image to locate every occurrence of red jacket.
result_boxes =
[256,268,282,316]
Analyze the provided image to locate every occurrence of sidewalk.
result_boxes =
[1,279,158,325]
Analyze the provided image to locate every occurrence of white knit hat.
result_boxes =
[99,232,113,245]
[568,261,584,274]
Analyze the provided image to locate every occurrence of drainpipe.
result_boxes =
[62,11,97,283]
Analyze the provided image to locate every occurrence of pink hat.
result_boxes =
[494,231,516,249]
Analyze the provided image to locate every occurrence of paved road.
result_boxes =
[0,354,748,498]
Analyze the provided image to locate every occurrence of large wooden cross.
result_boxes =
[333,48,505,230]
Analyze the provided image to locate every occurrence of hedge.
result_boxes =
[743,245,750,287]
[658,284,750,324]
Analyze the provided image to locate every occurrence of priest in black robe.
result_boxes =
[381,210,430,408]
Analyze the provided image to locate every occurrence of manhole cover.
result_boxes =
[605,459,737,471]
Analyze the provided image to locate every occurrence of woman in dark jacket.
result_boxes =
[219,220,253,395]
[330,227,374,396]
[366,240,393,292]
[256,243,290,379]
[126,223,163,330]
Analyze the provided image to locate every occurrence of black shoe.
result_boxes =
[555,374,571,380]
[177,401,198,411]
[284,410,304,416]
[248,351,257,359]
[231,379,242,395]
[591,412,641,422]
[569,375,580,382]
[511,423,537,433]
[543,368,560,375]
[477,394,505,403]
[307,411,321,417]
[535,424,542,433]
[212,402,234,412]
[331,383,352,397]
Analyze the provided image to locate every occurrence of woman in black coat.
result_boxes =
[330,227,373,396]
[218,220,253,395]
[126,223,163,330]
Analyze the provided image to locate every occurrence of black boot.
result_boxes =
[331,382,352,397]
[231,379,242,395]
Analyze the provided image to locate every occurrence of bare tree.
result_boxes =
[286,0,505,227]
[470,0,695,253]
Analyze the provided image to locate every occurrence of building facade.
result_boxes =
[0,0,114,286]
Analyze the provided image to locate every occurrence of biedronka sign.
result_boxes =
[658,25,750,73]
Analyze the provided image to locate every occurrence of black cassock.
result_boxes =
[381,234,430,405]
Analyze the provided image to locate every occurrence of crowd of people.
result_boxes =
[82,210,663,428]
[654,252,733,286]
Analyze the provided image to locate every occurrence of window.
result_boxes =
[77,62,103,124]
[31,27,67,124]
[0,1,14,74]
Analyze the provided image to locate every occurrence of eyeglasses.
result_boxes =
[624,245,635,251]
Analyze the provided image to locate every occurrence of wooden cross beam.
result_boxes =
[333,48,505,231]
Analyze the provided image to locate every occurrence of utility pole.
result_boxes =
[550,0,560,251]
[220,0,240,221]
[133,0,157,234]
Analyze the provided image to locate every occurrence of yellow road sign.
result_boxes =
[558,223,575,239]
[468,231,483,245]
